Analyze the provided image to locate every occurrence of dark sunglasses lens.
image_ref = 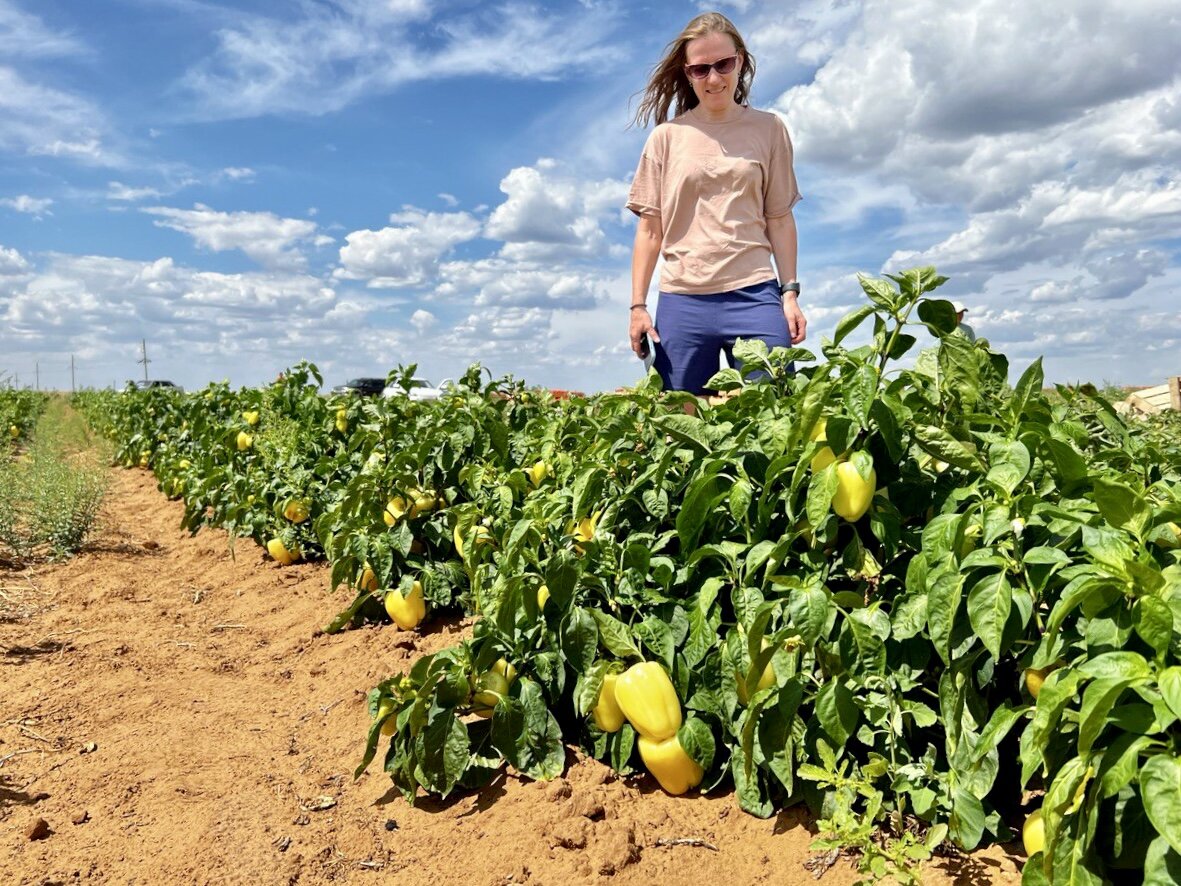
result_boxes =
[715,55,737,75]
[686,63,710,79]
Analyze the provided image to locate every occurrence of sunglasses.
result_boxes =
[684,54,739,80]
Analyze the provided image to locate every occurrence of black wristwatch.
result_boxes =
[779,281,801,296]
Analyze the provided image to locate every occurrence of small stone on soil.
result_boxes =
[26,818,51,840]
[384,819,398,831]
[72,810,90,825]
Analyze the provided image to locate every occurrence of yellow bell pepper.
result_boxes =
[454,523,492,559]
[492,657,517,684]
[384,580,426,630]
[526,460,551,487]
[242,410,260,426]
[592,672,625,733]
[537,583,551,609]
[638,735,704,795]
[614,661,682,741]
[384,496,408,526]
[809,418,840,473]
[359,565,379,592]
[831,460,876,522]
[266,537,300,566]
[236,431,253,451]
[283,499,310,523]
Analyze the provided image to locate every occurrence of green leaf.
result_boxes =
[815,680,859,746]
[949,788,986,850]
[806,464,839,528]
[1044,438,1089,491]
[560,607,599,673]
[544,550,579,610]
[656,412,713,454]
[833,304,876,346]
[678,717,716,772]
[589,610,642,660]
[966,571,1012,661]
[917,298,958,336]
[1159,667,1181,721]
[968,702,1026,768]
[1093,477,1150,534]
[913,425,984,471]
[1135,596,1174,659]
[1077,676,1136,754]
[1144,834,1181,886]
[490,679,564,782]
[677,474,725,552]
[1010,357,1044,425]
[634,616,675,671]
[985,440,1031,496]
[1142,754,1181,856]
[1098,732,1152,800]
[787,586,830,647]
[417,711,469,797]
[729,477,753,524]
[927,570,964,665]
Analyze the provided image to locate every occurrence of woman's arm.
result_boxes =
[629,213,663,357]
[766,212,806,344]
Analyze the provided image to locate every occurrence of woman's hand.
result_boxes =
[783,296,807,344]
[630,307,660,358]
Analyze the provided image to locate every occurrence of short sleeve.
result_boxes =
[625,129,664,218]
[764,116,802,218]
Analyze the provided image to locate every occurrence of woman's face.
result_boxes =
[683,31,741,113]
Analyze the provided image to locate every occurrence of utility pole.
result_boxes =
[137,339,151,382]
[71,355,76,392]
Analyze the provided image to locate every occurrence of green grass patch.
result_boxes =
[0,395,109,564]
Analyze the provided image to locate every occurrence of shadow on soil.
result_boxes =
[0,773,49,812]
[1,637,69,664]
[935,848,1021,886]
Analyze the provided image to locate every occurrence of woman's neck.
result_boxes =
[693,102,743,124]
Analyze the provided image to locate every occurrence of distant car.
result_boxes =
[330,377,387,397]
[133,379,183,392]
[382,377,449,402]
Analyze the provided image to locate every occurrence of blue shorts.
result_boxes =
[653,279,791,394]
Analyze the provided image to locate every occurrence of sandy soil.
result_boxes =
[1,469,1024,885]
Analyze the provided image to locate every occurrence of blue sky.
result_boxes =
[2,0,1179,393]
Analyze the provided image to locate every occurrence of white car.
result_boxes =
[382,377,450,402]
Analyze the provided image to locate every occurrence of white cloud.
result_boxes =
[0,66,115,165]
[484,160,630,262]
[335,208,481,288]
[0,243,31,276]
[0,194,52,216]
[142,203,321,269]
[218,166,256,182]
[0,1,85,57]
[176,2,624,119]
[410,308,436,332]
[107,181,163,202]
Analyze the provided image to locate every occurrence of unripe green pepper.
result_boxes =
[614,661,682,741]
[471,671,510,719]
[592,672,625,733]
[492,657,517,684]
[638,734,703,795]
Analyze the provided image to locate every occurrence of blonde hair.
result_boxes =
[631,12,755,129]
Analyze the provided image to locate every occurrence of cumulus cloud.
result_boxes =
[484,159,630,262]
[0,194,52,216]
[336,208,481,288]
[142,203,321,269]
[0,243,31,276]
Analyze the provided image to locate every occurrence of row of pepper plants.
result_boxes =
[75,268,1181,885]
[0,387,48,447]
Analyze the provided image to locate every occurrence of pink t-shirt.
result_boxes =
[626,106,802,295]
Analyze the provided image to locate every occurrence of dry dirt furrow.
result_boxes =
[1,468,1023,885]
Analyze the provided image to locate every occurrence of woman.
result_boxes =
[626,11,806,396]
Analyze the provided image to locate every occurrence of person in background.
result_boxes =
[953,301,976,342]
[625,11,805,397]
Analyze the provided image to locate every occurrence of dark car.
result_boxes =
[330,377,387,396]
[133,379,183,392]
